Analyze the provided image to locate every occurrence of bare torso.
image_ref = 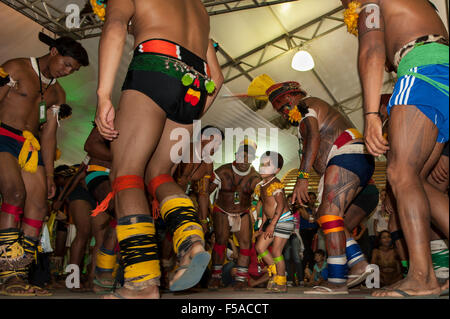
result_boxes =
[0,58,63,135]
[302,97,358,175]
[85,127,112,169]
[215,164,261,214]
[131,0,210,60]
[176,162,212,193]
[379,0,448,64]
[89,155,112,170]
[259,179,289,219]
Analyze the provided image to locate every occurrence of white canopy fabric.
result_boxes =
[0,0,448,174]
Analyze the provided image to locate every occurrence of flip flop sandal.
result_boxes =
[347,267,374,288]
[0,284,35,297]
[93,277,115,289]
[367,289,440,299]
[31,285,53,297]
[304,285,349,295]
[103,291,127,299]
[169,251,210,292]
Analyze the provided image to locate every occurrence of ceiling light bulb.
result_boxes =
[291,50,315,71]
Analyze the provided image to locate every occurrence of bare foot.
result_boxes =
[371,276,441,297]
[440,280,449,294]
[103,285,159,299]
[372,277,407,296]
[169,242,205,287]
[207,277,221,290]
[93,273,115,293]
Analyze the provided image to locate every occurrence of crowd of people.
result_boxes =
[0,0,448,299]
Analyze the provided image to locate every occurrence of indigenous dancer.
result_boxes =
[254,151,294,293]
[0,35,88,296]
[94,0,223,298]
[175,125,224,234]
[248,75,376,294]
[85,123,118,293]
[208,139,261,291]
[342,0,448,297]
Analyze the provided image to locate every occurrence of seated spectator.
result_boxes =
[370,231,403,287]
[306,249,328,287]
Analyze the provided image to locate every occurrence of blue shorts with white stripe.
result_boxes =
[388,63,449,143]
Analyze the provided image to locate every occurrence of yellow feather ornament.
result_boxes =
[344,1,362,36]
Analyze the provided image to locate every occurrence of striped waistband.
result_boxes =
[134,38,211,77]
[87,164,110,173]
[279,211,294,222]
[0,122,25,143]
[333,128,363,149]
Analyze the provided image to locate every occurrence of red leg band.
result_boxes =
[92,175,145,217]
[213,243,227,261]
[147,174,175,220]
[1,203,24,222]
[22,217,43,230]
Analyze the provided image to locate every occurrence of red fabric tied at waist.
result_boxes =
[0,127,25,143]
[333,128,363,149]
[240,248,252,257]
[1,203,24,222]
[92,175,145,217]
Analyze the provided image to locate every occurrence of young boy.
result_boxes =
[255,151,294,293]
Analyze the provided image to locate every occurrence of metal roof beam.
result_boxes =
[203,0,299,15]
[220,6,344,83]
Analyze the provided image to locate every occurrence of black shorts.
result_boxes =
[67,184,97,209]
[442,142,449,157]
[0,122,44,166]
[122,38,211,124]
[351,183,379,216]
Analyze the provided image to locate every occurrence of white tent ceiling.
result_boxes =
[0,0,448,177]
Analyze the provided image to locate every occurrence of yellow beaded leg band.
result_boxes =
[116,215,160,289]
[160,197,205,257]
[268,264,277,277]
[96,247,116,272]
[273,275,287,285]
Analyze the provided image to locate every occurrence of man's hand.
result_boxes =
[292,179,310,205]
[47,176,56,199]
[264,224,275,239]
[364,115,389,157]
[96,96,118,141]
[52,200,63,212]
[430,155,449,184]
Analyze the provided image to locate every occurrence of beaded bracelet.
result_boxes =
[297,171,310,180]
[364,112,380,116]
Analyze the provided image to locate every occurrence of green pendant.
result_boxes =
[205,80,216,94]
[233,191,240,205]
[182,73,195,86]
